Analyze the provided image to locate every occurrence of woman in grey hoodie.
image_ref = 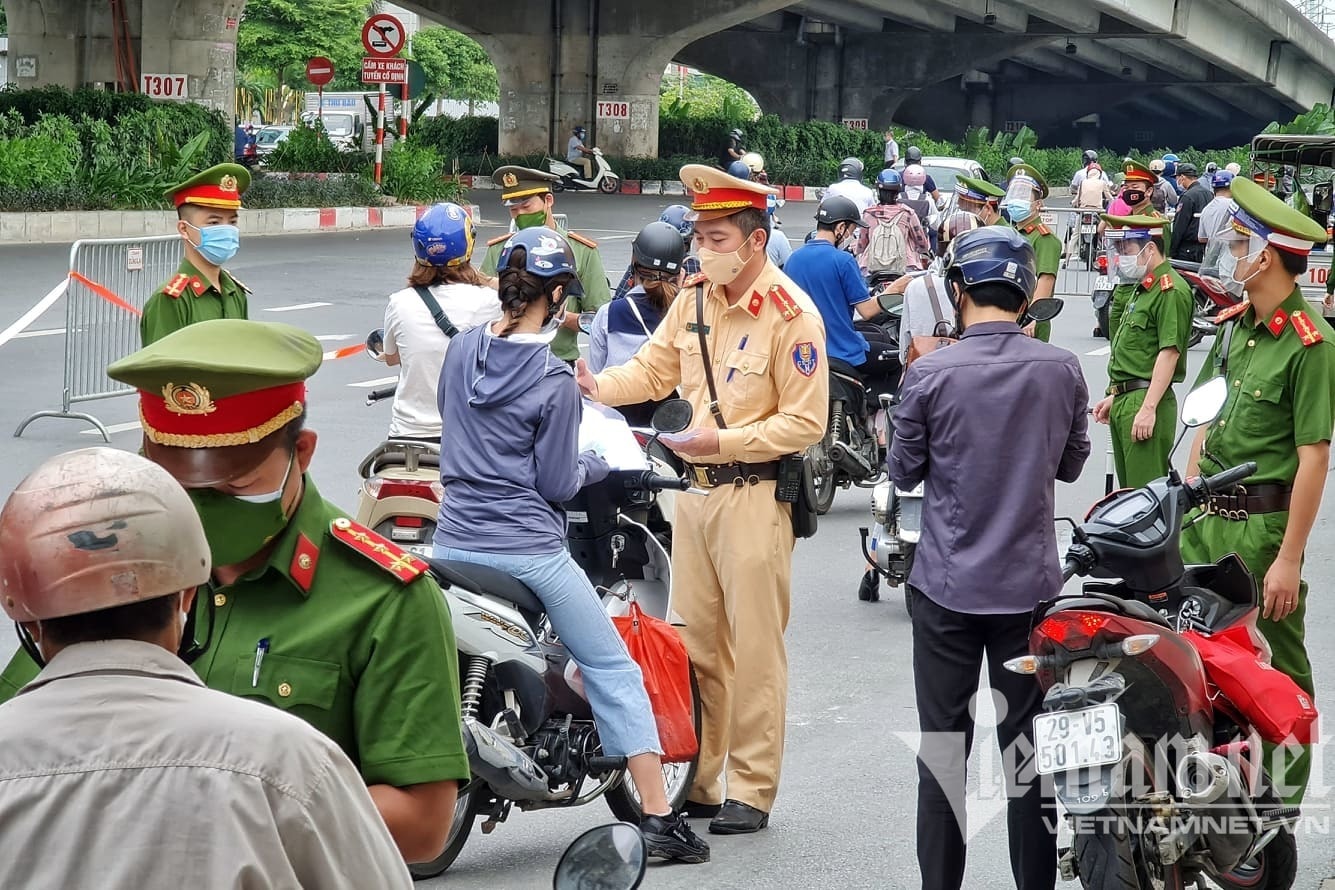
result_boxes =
[432,227,709,865]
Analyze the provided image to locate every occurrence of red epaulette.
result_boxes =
[1214,301,1250,324]
[288,533,320,593]
[1268,308,1289,337]
[329,517,428,584]
[1291,310,1324,347]
[682,272,708,289]
[769,284,802,322]
[162,273,191,299]
[567,231,598,249]
[1159,273,1173,292]
[1140,272,1156,291]
[1038,224,1051,237]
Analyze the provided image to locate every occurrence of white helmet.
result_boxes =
[903,164,927,188]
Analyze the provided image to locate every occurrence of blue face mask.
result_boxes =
[186,222,240,265]
[1002,200,1033,223]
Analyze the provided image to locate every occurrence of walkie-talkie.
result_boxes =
[775,454,804,503]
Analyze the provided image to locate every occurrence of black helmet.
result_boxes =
[838,157,864,181]
[1083,149,1098,164]
[815,195,867,227]
[945,227,1036,302]
[905,145,923,163]
[574,126,586,138]
[631,221,687,275]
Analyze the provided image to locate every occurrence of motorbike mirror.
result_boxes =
[1025,298,1065,323]
[1181,376,1229,428]
[876,290,904,315]
[651,398,694,435]
[553,823,646,890]
[365,328,384,359]
[578,312,598,335]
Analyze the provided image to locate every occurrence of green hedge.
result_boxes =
[242,173,383,209]
[414,115,499,160]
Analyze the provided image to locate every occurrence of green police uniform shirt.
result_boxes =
[1015,216,1061,343]
[481,227,612,361]
[0,477,471,789]
[141,259,250,346]
[1107,262,1192,385]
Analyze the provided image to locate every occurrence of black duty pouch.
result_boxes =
[777,453,818,539]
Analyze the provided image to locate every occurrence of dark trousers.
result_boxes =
[911,587,1057,890]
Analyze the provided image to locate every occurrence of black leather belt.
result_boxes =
[1107,379,1151,397]
[1208,484,1292,520]
[684,461,780,488]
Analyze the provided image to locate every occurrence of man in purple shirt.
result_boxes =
[889,227,1090,890]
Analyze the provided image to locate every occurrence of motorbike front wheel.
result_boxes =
[598,176,620,194]
[604,668,702,822]
[809,434,838,515]
[1211,828,1297,890]
[408,781,482,880]
[1074,822,1185,890]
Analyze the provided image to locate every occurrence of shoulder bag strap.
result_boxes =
[1214,316,1237,379]
[695,284,728,429]
[624,293,655,339]
[413,285,460,338]
[922,275,952,337]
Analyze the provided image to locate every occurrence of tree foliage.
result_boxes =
[409,27,497,107]
[236,0,372,92]
[1263,103,1335,136]
[660,69,759,123]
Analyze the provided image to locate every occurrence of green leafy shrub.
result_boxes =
[414,115,498,159]
[381,144,464,203]
[268,121,366,174]
[242,173,384,209]
[0,114,81,190]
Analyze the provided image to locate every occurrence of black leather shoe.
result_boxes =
[680,800,722,819]
[708,799,769,834]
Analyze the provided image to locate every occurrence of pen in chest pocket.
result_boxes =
[726,335,749,383]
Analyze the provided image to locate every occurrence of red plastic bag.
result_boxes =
[613,601,699,763]
[1184,626,1319,745]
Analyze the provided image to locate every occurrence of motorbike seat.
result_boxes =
[426,558,545,621]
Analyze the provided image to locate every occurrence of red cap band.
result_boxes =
[689,186,770,214]
[140,382,306,449]
[173,184,243,209]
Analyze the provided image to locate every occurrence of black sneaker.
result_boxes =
[641,811,711,864]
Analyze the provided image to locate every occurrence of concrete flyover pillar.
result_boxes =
[419,0,791,157]
[3,0,241,122]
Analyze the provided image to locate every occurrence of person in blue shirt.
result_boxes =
[784,195,882,380]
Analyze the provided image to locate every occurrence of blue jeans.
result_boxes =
[434,545,661,758]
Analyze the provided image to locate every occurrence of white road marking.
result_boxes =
[80,421,142,436]
[0,279,68,349]
[349,375,398,388]
[315,334,354,342]
[1086,345,1110,356]
[13,327,66,339]
[264,302,331,312]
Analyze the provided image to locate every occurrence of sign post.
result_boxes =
[305,57,335,122]
[361,12,406,186]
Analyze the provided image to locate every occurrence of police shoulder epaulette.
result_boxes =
[1038,224,1051,237]
[1214,300,1250,324]
[768,284,803,322]
[329,516,428,584]
[1291,310,1325,347]
[228,273,252,294]
[487,233,511,247]
[162,273,191,299]
[682,272,708,288]
[568,231,599,249]
[1159,273,1173,292]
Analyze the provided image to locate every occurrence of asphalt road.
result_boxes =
[2,191,1335,889]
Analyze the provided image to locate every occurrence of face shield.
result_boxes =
[1003,175,1039,223]
[1104,228,1154,285]
[1200,210,1267,299]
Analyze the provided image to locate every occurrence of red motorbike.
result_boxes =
[1008,382,1314,890]
[1171,258,1238,348]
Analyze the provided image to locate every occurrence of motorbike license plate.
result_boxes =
[1094,276,1112,291]
[1033,703,1122,775]
[1080,224,1097,234]
[404,543,433,558]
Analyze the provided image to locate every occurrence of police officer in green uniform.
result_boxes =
[141,163,253,346]
[1003,164,1061,342]
[0,319,470,863]
[1105,161,1170,342]
[1091,215,1193,487]
[954,175,1005,227]
[480,166,611,363]
[1184,176,1335,804]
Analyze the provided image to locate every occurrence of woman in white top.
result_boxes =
[377,202,501,440]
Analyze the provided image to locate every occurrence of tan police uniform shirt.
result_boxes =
[0,640,413,890]
[595,261,828,462]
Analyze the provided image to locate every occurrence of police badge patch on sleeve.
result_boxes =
[793,341,818,377]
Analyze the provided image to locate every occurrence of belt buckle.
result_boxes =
[691,465,713,488]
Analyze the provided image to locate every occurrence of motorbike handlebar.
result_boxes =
[365,385,397,406]
[627,472,691,492]
[1191,462,1258,500]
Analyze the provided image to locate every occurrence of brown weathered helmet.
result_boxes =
[0,448,210,622]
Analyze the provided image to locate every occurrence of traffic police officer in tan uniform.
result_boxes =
[141,163,253,346]
[480,166,611,364]
[1185,176,1335,804]
[575,164,828,834]
[0,319,471,867]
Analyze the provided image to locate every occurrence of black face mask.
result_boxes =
[1124,190,1147,206]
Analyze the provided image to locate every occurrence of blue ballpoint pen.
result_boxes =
[252,638,270,688]
[726,334,749,383]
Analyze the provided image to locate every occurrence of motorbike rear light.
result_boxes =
[365,478,443,503]
[1036,612,1109,651]
[394,516,424,527]
[1097,255,1108,273]
[1119,634,1160,656]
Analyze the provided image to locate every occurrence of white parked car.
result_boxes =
[254,125,294,158]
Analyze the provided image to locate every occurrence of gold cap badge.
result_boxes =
[692,177,709,193]
[220,174,238,193]
[502,172,518,188]
[162,382,217,415]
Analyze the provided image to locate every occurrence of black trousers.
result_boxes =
[911,587,1057,890]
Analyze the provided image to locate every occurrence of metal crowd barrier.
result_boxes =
[1041,207,1108,299]
[15,235,183,442]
